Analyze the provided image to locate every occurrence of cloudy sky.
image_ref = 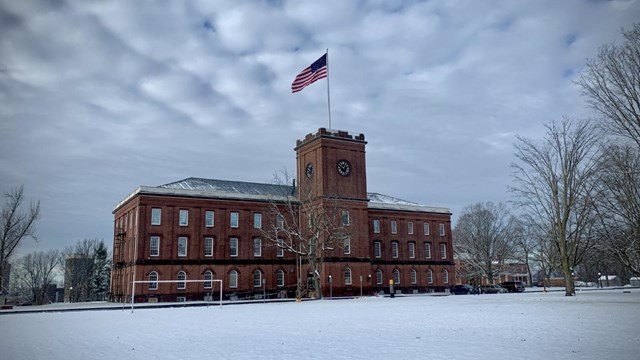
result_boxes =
[1,0,639,255]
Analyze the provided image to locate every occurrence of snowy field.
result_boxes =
[1,289,639,360]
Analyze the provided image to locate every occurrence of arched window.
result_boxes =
[276,270,285,287]
[427,269,433,284]
[229,270,238,288]
[177,271,186,289]
[443,269,449,284]
[393,269,401,285]
[204,271,213,289]
[410,269,417,285]
[344,267,352,285]
[253,270,262,288]
[376,269,383,285]
[149,271,158,290]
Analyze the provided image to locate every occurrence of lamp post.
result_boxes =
[262,278,266,303]
[328,275,333,299]
[598,272,602,288]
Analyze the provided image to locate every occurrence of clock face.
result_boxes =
[337,160,351,176]
[305,163,314,178]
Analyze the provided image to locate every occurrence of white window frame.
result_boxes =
[254,213,262,229]
[391,220,397,234]
[205,210,215,228]
[439,223,446,236]
[427,269,433,284]
[230,212,239,228]
[443,269,449,284]
[440,243,447,259]
[178,237,187,257]
[276,238,284,257]
[374,241,382,258]
[344,268,352,285]
[253,238,262,257]
[276,214,284,230]
[393,269,400,285]
[408,242,415,259]
[376,269,383,285]
[423,223,430,235]
[373,219,380,234]
[149,271,158,290]
[204,237,214,257]
[177,271,186,290]
[343,236,351,255]
[408,222,414,235]
[411,269,417,285]
[341,210,350,226]
[253,270,262,288]
[176,296,186,302]
[179,209,189,227]
[276,270,285,287]
[391,241,399,259]
[204,270,213,289]
[230,237,238,257]
[151,208,161,226]
[150,236,160,257]
[229,270,238,288]
[425,242,432,259]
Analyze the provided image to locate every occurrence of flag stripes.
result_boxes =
[291,54,327,93]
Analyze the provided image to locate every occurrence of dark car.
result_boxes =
[480,284,508,294]
[500,281,525,293]
[450,284,478,295]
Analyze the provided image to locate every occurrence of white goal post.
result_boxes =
[130,279,223,312]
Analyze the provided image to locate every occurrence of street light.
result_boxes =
[598,272,602,288]
[328,275,333,299]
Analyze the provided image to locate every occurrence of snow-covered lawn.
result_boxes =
[1,289,638,360]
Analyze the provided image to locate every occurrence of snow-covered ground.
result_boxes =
[1,289,638,360]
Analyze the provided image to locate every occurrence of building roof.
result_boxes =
[114,177,450,214]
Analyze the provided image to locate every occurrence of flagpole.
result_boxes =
[326,48,331,129]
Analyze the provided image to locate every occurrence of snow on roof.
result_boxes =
[367,192,450,214]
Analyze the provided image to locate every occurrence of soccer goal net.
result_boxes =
[130,279,223,312]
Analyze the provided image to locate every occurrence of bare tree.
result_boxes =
[61,238,109,302]
[0,186,40,301]
[577,23,640,148]
[511,118,601,296]
[13,250,60,305]
[260,170,349,299]
[593,143,640,276]
[454,202,516,285]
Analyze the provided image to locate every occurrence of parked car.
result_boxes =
[500,281,526,293]
[450,284,478,295]
[480,284,508,294]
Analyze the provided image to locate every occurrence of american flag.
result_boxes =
[291,54,327,93]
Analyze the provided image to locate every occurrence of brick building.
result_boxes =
[109,128,454,303]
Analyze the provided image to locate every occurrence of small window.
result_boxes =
[427,269,433,284]
[204,271,213,289]
[439,223,445,236]
[392,241,399,259]
[307,214,313,229]
[230,212,239,228]
[151,208,161,225]
[341,210,350,226]
[276,238,284,257]
[179,209,189,226]
[149,271,158,290]
[440,243,447,259]
[408,222,414,235]
[393,269,400,285]
[344,268,352,285]
[178,237,187,257]
[373,219,380,234]
[411,269,417,285]
[150,236,160,257]
[390,220,397,234]
[253,270,262,288]
[229,270,238,288]
[408,242,415,259]
[177,271,186,289]
[276,270,285,287]
[230,237,238,257]
[423,223,430,235]
[343,237,351,255]
[205,211,215,228]
[373,241,382,258]
[176,297,186,303]
[204,237,214,257]
[253,238,262,257]
[425,242,432,259]
[254,213,262,229]
[376,269,383,285]
[276,214,284,230]
[443,269,449,284]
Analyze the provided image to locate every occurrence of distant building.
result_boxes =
[110,129,455,303]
